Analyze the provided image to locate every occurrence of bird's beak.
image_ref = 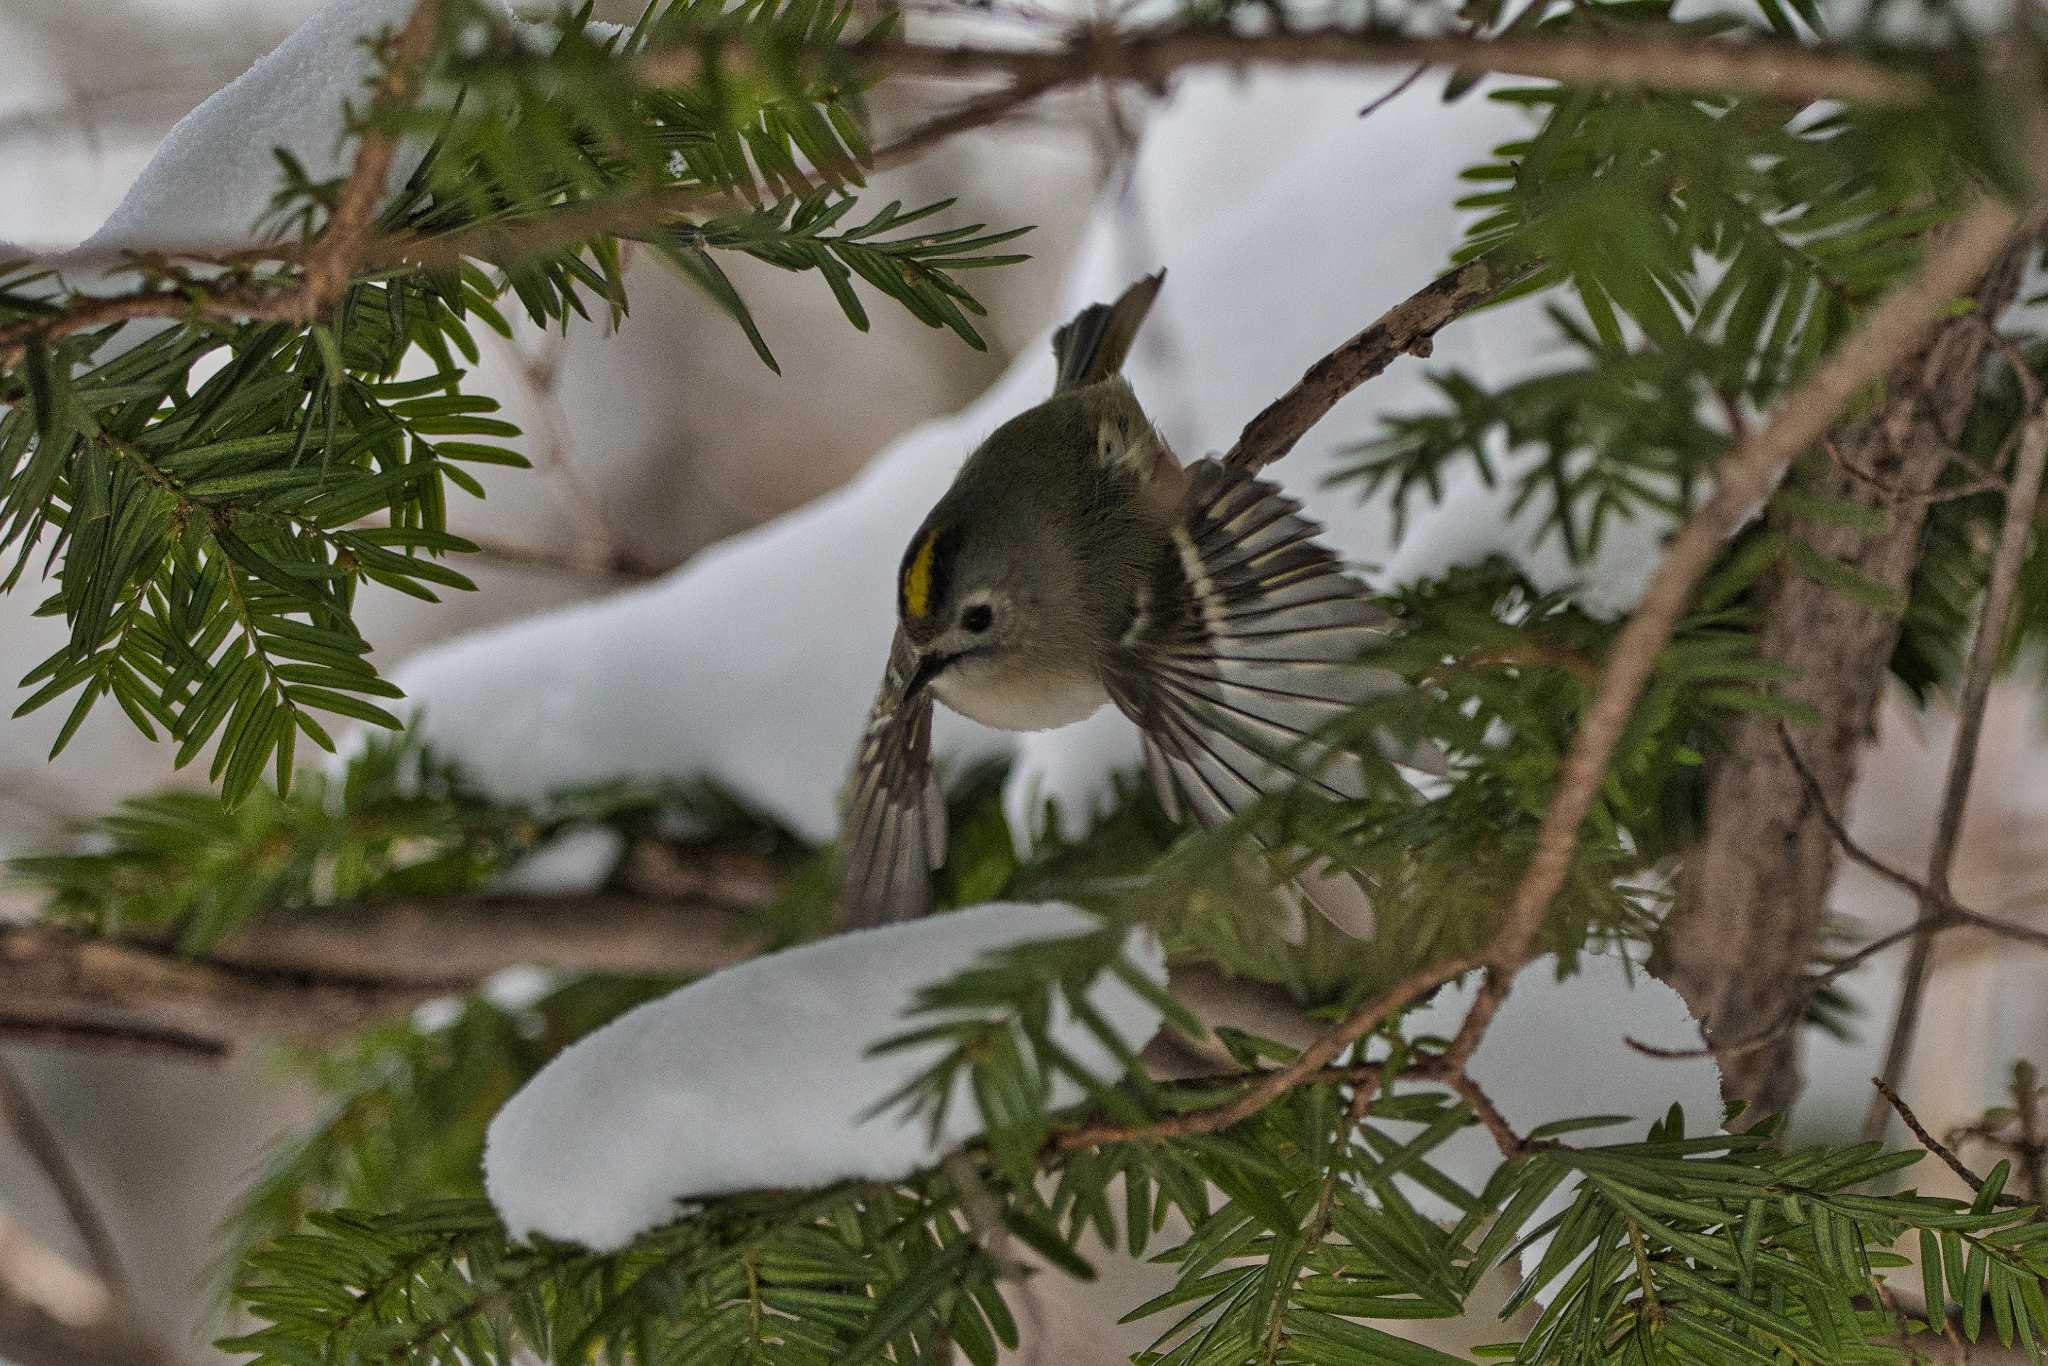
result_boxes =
[903,651,947,701]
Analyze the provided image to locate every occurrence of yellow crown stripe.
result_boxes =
[902,532,938,619]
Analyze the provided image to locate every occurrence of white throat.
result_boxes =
[931,657,1108,732]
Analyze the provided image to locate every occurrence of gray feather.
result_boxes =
[1051,272,1166,392]
[838,630,945,927]
[1109,459,1410,833]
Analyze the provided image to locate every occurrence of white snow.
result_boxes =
[64,0,621,259]
[488,824,625,895]
[80,0,421,255]
[483,902,1167,1250]
[1392,952,1724,1301]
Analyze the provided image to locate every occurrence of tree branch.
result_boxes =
[0,1060,127,1296]
[1865,388,2048,1140]
[1223,250,1541,473]
[632,26,1933,108]
[0,0,442,365]
[1452,197,2025,1060]
[0,894,762,1061]
[2,17,1936,344]
[1873,1076,2025,1207]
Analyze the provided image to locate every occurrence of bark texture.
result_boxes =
[1655,239,2031,1114]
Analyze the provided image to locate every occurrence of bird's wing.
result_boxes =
[1105,459,1412,830]
[838,629,947,927]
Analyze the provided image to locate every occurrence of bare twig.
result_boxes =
[0,1061,126,1297]
[488,329,627,576]
[0,1012,229,1061]
[1867,391,2048,1141]
[1223,250,1541,472]
[1874,1076,2025,1207]
[1631,721,2048,1064]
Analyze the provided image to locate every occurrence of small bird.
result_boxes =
[839,272,1409,926]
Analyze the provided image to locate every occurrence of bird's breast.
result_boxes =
[932,658,1109,732]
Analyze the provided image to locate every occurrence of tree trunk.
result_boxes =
[1654,238,2030,1115]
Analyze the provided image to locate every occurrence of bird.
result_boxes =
[837,271,1411,927]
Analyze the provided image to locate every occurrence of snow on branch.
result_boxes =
[482,903,1167,1250]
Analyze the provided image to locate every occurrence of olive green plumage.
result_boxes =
[840,273,1409,927]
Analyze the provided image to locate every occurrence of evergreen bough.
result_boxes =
[7,0,2048,1361]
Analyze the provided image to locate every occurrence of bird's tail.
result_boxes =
[1051,271,1165,391]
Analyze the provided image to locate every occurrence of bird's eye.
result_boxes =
[962,604,994,633]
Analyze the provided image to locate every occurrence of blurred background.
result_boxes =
[4,1,2048,1362]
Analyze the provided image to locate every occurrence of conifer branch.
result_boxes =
[1447,194,2026,1067]
[0,2,443,366]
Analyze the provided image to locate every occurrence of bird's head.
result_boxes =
[893,515,1027,698]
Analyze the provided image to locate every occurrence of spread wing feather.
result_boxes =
[839,630,945,927]
[1108,459,1406,831]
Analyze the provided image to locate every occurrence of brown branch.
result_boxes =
[1657,215,2039,1112]
[1223,250,1541,473]
[1054,1004,1477,1148]
[296,0,443,318]
[0,1060,126,1297]
[9,19,1934,304]
[634,27,1933,107]
[0,1013,229,1062]
[1867,390,2048,1140]
[1873,1076,2025,1207]
[0,893,764,1061]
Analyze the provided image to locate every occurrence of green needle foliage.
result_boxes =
[0,0,1028,802]
[11,0,2048,1360]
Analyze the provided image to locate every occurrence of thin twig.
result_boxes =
[1358,62,1430,118]
[1631,723,2048,1064]
[0,1013,229,1063]
[0,1060,126,1297]
[1053,959,1482,1149]
[1873,1076,2025,1207]
[1224,249,1541,472]
[1867,389,2048,1141]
